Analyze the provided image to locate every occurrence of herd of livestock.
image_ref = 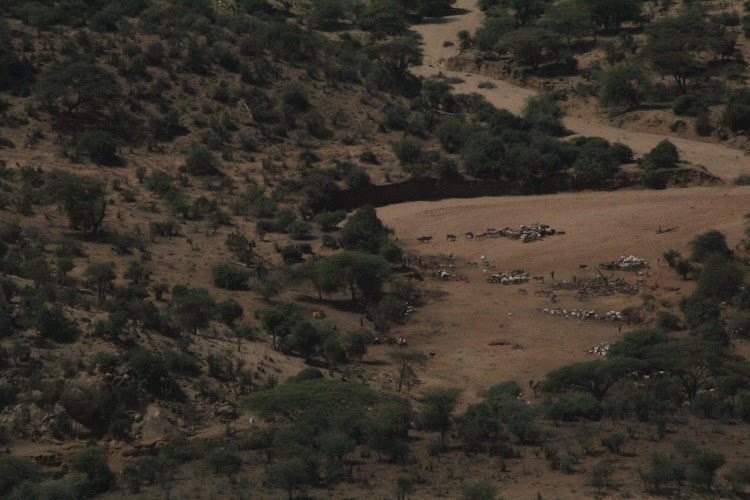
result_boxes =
[422,223,563,244]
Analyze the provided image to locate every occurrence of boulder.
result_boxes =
[59,376,113,432]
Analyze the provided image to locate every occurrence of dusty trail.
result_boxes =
[412,0,750,180]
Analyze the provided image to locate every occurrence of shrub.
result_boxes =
[462,480,499,500]
[344,167,371,189]
[70,446,116,497]
[694,113,713,137]
[601,433,626,455]
[690,229,732,262]
[212,262,251,290]
[643,140,679,169]
[289,221,313,240]
[313,210,346,232]
[656,311,682,331]
[359,149,379,164]
[672,95,707,117]
[392,137,425,165]
[218,299,244,326]
[0,456,40,496]
[206,446,243,475]
[76,130,118,165]
[281,245,304,264]
[38,306,79,343]
[184,144,221,176]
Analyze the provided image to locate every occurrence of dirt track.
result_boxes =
[412,0,750,181]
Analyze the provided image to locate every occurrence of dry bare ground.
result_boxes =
[378,187,750,400]
[412,0,750,181]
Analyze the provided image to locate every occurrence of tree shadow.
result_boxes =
[295,294,363,313]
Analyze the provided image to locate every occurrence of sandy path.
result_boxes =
[412,0,750,180]
[378,186,750,400]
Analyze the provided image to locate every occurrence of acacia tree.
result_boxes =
[37,61,122,116]
[47,172,107,237]
[542,358,640,401]
[418,387,462,445]
[641,9,718,94]
[389,350,428,393]
[171,287,216,335]
[316,251,391,306]
[84,262,116,303]
[598,63,647,110]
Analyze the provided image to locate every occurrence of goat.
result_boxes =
[417,236,433,243]
[446,234,457,241]
[518,288,528,295]
[465,231,474,239]
[533,275,544,283]
[579,264,588,271]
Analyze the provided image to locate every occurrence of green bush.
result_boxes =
[392,137,425,165]
[38,306,79,343]
[643,140,679,169]
[206,446,243,475]
[70,446,115,497]
[289,220,313,240]
[359,149,379,164]
[76,130,119,165]
[313,210,346,232]
[281,245,304,264]
[184,144,221,176]
[672,95,707,117]
[656,311,682,331]
[690,229,732,262]
[0,456,40,496]
[218,299,244,326]
[212,262,251,290]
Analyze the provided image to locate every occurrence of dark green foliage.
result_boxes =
[598,63,645,110]
[417,387,462,445]
[545,395,602,422]
[656,312,682,331]
[38,306,79,343]
[601,433,626,455]
[218,299,243,326]
[499,27,563,70]
[729,311,750,338]
[37,61,122,117]
[672,95,707,117]
[206,446,243,475]
[47,171,107,236]
[85,262,116,303]
[267,457,319,500]
[212,262,251,290]
[461,480,499,500]
[696,254,744,301]
[722,90,750,133]
[339,205,392,254]
[542,358,640,400]
[171,286,216,334]
[572,137,622,188]
[281,245,304,265]
[125,348,185,401]
[0,455,40,497]
[184,144,221,176]
[70,446,115,497]
[75,130,119,165]
[643,140,679,170]
[315,251,391,305]
[690,229,732,262]
[288,367,325,383]
[680,294,720,329]
[313,210,346,232]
